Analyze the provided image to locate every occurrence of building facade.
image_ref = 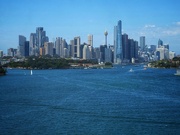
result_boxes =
[114,20,122,64]
[18,35,26,56]
[140,36,145,51]
[29,33,36,56]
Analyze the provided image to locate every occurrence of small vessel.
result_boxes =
[30,70,33,75]
[174,68,180,76]
[129,68,133,72]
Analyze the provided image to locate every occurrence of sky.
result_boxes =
[0,0,180,54]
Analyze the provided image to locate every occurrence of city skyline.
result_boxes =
[0,0,180,54]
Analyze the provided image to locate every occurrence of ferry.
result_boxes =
[174,68,180,76]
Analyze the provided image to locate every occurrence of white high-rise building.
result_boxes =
[169,51,176,59]
[156,46,169,60]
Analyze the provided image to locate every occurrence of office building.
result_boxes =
[88,34,93,46]
[29,33,36,56]
[114,20,122,64]
[55,37,62,56]
[7,48,15,57]
[0,50,3,57]
[100,45,107,62]
[158,39,163,48]
[122,33,129,61]
[72,37,81,58]
[44,42,54,56]
[156,46,169,60]
[83,45,90,60]
[40,47,45,56]
[36,27,49,54]
[24,41,29,57]
[105,47,112,63]
[140,36,145,51]
[169,51,176,59]
[18,35,26,56]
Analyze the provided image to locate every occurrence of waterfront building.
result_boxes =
[55,37,62,57]
[122,33,129,61]
[105,47,112,63]
[114,20,122,64]
[18,35,26,56]
[24,41,29,57]
[29,33,36,56]
[100,45,107,62]
[83,45,90,60]
[72,37,81,58]
[140,36,145,51]
[36,27,49,54]
[169,51,176,59]
[44,42,54,56]
[156,46,169,60]
[40,47,45,56]
[64,48,69,58]
[94,47,101,60]
[7,48,15,57]
[134,41,139,59]
[61,39,68,58]
[150,45,156,52]
[158,39,163,48]
[88,35,93,46]
[0,50,3,57]
[164,44,169,50]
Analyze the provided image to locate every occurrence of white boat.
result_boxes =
[174,68,180,76]
[129,68,133,72]
[31,70,33,75]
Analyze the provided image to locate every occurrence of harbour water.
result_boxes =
[0,66,180,134]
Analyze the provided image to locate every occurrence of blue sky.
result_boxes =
[0,0,180,54]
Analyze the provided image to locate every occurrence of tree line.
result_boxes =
[149,57,180,68]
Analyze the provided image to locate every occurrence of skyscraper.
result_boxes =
[36,27,48,54]
[0,50,3,57]
[73,36,81,58]
[44,42,54,56]
[122,33,129,61]
[140,36,145,51]
[114,20,122,64]
[18,35,26,56]
[158,39,163,48]
[55,37,62,56]
[36,27,44,48]
[29,33,36,56]
[24,41,29,57]
[88,35,93,46]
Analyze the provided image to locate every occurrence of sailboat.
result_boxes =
[30,70,33,75]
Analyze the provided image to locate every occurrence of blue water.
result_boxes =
[0,66,180,135]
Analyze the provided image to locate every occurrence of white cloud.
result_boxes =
[144,24,156,28]
[175,21,180,26]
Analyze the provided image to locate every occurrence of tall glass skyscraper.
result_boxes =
[140,36,145,51]
[18,35,26,56]
[114,20,122,64]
